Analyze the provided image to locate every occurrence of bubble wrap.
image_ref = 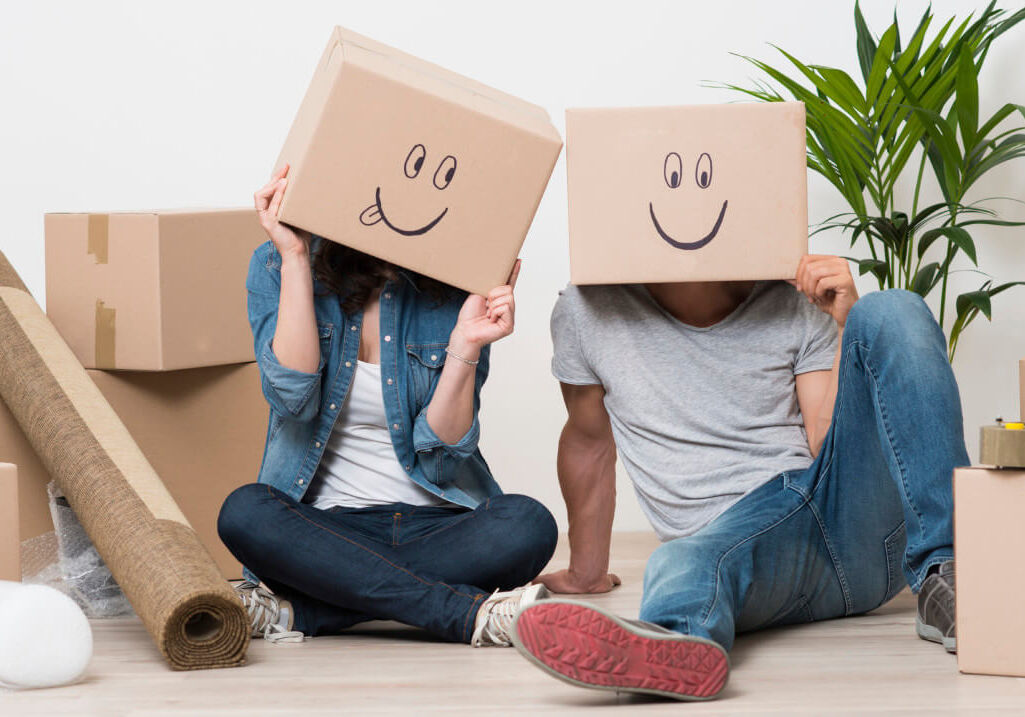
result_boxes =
[19,483,133,618]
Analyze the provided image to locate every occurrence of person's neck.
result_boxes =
[643,281,757,328]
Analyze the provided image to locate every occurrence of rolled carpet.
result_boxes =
[0,251,248,670]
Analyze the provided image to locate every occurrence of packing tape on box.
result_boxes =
[94,299,116,368]
[0,250,248,671]
[86,214,108,264]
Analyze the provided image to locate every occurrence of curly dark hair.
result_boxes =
[312,240,456,314]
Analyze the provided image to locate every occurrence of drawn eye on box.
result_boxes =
[359,143,458,237]
[648,150,728,251]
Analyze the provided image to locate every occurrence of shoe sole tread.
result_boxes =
[512,601,729,701]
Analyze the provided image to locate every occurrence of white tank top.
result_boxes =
[306,361,447,510]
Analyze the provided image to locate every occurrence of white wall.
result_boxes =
[1,0,1023,532]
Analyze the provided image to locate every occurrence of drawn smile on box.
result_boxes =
[361,187,448,236]
[360,144,457,237]
[649,151,728,251]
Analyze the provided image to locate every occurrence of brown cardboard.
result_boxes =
[0,363,267,579]
[954,466,1025,676]
[274,26,563,296]
[0,463,18,581]
[45,209,265,371]
[566,102,808,284]
[979,424,1025,467]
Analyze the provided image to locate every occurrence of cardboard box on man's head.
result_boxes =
[274,27,563,297]
[566,102,808,284]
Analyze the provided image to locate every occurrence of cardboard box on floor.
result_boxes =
[45,209,265,371]
[0,363,267,579]
[274,26,563,296]
[566,102,808,284]
[0,464,18,581]
[954,466,1025,677]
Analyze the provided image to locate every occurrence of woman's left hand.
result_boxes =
[449,260,521,355]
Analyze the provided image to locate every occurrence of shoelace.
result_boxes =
[234,581,305,644]
[471,589,522,647]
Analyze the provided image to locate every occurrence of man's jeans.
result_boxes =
[218,488,558,643]
[640,290,968,651]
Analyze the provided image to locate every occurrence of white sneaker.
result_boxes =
[231,580,305,644]
[471,583,550,647]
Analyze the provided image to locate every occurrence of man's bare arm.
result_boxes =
[534,383,621,594]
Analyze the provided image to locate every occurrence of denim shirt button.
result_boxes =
[430,354,438,361]
[314,441,322,448]
[350,325,357,331]
[345,361,352,368]
[298,479,305,486]
[329,403,337,410]
[384,335,392,342]
[404,465,411,471]
[384,292,392,299]
[386,378,393,385]
[392,423,400,430]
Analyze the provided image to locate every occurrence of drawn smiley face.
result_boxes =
[359,143,457,236]
[648,151,728,250]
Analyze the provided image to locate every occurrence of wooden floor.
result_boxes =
[2,532,1023,715]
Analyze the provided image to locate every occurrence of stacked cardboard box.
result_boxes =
[0,210,267,579]
[0,464,18,581]
[954,356,1025,677]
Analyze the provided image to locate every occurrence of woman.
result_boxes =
[217,165,558,646]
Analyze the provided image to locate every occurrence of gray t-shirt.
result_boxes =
[551,281,838,541]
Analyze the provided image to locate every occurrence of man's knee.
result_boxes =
[845,290,937,347]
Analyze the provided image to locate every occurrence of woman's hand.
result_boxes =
[790,255,860,328]
[448,260,521,357]
[254,164,310,259]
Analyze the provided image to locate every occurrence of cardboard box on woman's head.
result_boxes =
[274,27,563,297]
[566,102,808,284]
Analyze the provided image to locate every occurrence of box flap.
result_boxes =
[335,26,560,144]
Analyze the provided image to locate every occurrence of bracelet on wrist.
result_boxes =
[445,347,479,366]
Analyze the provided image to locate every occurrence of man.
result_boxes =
[512,255,966,701]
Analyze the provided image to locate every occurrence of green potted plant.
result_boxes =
[720,2,1025,359]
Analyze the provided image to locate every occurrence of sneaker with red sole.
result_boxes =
[512,599,729,701]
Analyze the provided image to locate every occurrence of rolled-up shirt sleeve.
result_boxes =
[412,345,490,473]
[246,246,324,422]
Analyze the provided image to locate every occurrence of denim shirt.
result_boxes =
[245,239,502,534]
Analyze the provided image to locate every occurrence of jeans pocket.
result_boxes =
[883,522,908,603]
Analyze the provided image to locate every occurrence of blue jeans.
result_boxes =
[639,290,969,651]
[217,487,558,643]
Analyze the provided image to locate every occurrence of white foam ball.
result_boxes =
[0,581,93,689]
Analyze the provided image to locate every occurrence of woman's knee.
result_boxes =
[486,494,559,565]
[217,483,272,550]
